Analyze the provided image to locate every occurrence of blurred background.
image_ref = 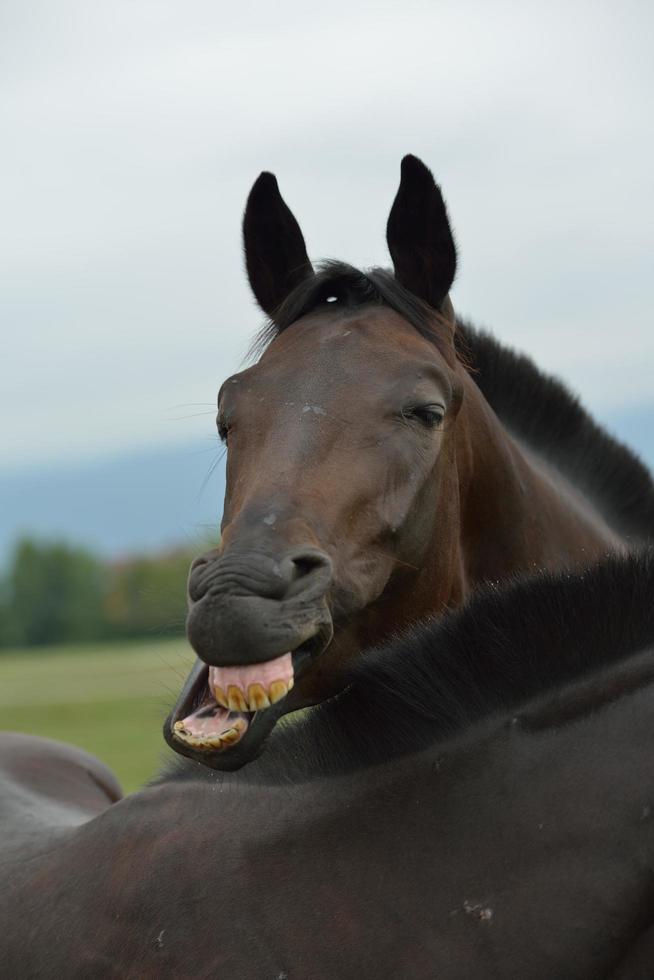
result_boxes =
[1,0,652,792]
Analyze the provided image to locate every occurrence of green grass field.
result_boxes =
[0,638,195,794]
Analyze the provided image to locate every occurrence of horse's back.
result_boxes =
[0,731,122,854]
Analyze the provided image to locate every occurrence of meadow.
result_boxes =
[0,638,195,793]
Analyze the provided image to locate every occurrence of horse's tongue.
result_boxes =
[208,652,294,710]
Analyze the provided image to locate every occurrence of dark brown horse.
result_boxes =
[4,552,654,978]
[165,155,654,769]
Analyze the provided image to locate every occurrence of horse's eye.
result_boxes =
[217,414,230,443]
[404,405,444,428]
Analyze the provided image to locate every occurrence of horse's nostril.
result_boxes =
[283,549,333,597]
[187,546,332,606]
[292,554,328,579]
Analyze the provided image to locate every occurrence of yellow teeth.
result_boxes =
[209,676,294,711]
[213,685,228,708]
[247,683,270,711]
[173,730,224,751]
[219,727,241,745]
[227,685,248,712]
[269,680,289,704]
[172,723,245,752]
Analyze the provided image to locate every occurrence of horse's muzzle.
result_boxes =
[164,545,334,769]
[186,545,333,665]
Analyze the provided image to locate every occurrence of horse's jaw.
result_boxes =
[163,630,331,770]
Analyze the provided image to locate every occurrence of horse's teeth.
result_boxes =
[174,728,226,751]
[204,737,225,750]
[247,683,270,711]
[269,680,288,703]
[195,739,224,752]
[213,685,228,708]
[227,685,248,712]
[173,721,185,732]
[219,727,241,745]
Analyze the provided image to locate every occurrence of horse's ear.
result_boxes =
[386,155,457,310]
[242,172,314,315]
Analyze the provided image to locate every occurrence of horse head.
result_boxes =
[165,155,471,768]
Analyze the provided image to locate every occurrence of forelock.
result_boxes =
[249,261,456,363]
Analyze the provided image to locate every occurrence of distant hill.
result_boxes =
[1,407,652,567]
[0,441,226,565]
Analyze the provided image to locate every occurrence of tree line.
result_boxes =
[0,538,202,649]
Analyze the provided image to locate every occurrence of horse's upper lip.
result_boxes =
[163,636,326,770]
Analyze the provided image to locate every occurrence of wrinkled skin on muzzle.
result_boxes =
[186,544,334,667]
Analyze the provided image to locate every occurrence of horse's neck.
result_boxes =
[456,374,623,589]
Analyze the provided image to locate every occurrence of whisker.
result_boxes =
[180,444,225,458]
[155,661,191,684]
[198,448,227,499]
[166,402,217,410]
[164,411,218,421]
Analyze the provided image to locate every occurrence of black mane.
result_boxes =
[457,322,654,542]
[254,261,654,542]
[160,550,654,785]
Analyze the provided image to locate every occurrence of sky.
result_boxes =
[1,0,653,478]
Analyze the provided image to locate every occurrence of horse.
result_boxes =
[3,551,654,978]
[165,154,654,769]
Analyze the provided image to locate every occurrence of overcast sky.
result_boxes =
[2,0,653,470]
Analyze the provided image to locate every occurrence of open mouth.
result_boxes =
[164,637,323,770]
[172,651,295,751]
